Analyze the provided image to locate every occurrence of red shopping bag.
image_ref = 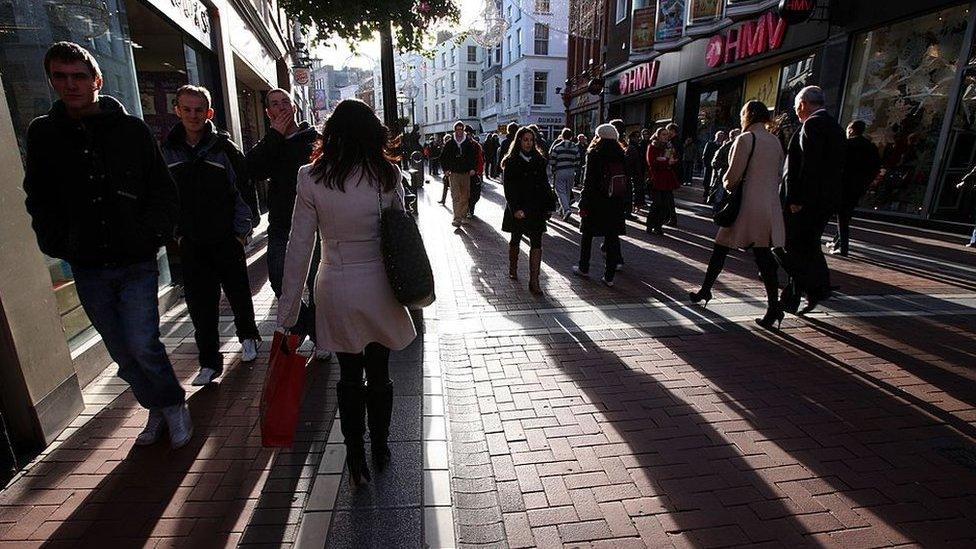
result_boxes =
[260,331,307,447]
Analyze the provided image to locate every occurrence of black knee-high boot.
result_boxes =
[690,244,730,306]
[755,248,784,329]
[337,380,371,485]
[366,381,394,470]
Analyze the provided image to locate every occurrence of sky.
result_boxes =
[312,0,486,69]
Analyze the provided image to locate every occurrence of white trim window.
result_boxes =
[467,70,478,89]
[535,0,550,13]
[516,28,522,58]
[468,97,478,117]
[514,74,521,105]
[533,72,548,105]
[534,23,549,55]
[467,45,478,63]
[616,0,628,23]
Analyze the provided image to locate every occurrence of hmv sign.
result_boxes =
[616,61,660,96]
[705,12,788,68]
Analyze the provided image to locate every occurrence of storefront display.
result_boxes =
[743,64,780,109]
[841,4,969,215]
[689,0,723,24]
[656,0,686,42]
[632,5,657,52]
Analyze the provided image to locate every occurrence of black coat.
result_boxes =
[501,152,552,234]
[624,142,646,181]
[246,122,318,239]
[23,96,179,267]
[579,142,627,237]
[440,135,478,173]
[842,135,881,210]
[783,110,846,213]
[161,121,253,244]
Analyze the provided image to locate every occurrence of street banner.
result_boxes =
[656,0,685,42]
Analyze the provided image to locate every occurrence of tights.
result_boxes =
[701,244,779,308]
[509,231,543,250]
[337,342,391,386]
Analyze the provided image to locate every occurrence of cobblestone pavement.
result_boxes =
[1,174,975,548]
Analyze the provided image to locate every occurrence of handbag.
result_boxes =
[378,178,436,308]
[260,331,307,447]
[714,133,755,228]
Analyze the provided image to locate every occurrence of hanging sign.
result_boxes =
[778,0,816,25]
[705,11,788,68]
[294,67,311,86]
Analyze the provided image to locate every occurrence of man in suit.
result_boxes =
[701,131,727,203]
[780,86,846,315]
[831,120,881,256]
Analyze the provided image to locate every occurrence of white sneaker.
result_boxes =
[135,409,166,446]
[191,367,218,386]
[162,403,193,449]
[572,266,589,278]
[314,347,333,361]
[601,276,615,287]
[241,339,260,362]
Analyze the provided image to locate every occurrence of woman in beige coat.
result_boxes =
[277,99,416,486]
[688,100,786,329]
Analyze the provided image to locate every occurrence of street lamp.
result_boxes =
[400,81,420,129]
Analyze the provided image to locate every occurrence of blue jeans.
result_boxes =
[970,224,976,246]
[554,171,575,214]
[71,260,185,409]
[267,233,320,340]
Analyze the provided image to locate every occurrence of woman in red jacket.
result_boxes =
[646,127,680,235]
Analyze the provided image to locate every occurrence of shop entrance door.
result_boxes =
[932,69,976,224]
[694,80,741,179]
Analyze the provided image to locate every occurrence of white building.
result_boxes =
[494,0,569,141]
[417,32,484,137]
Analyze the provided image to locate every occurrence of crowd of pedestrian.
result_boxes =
[20,40,965,490]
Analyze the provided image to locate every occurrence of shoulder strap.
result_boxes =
[741,133,756,186]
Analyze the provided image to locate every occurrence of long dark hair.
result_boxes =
[309,99,400,192]
[500,126,543,168]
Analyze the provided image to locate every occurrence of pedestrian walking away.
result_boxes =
[277,98,417,487]
[161,85,261,386]
[625,131,648,213]
[502,126,555,295]
[498,122,520,181]
[467,125,485,218]
[779,86,846,315]
[484,132,500,179]
[701,131,727,202]
[22,42,191,448]
[439,121,478,227]
[574,124,627,287]
[709,128,740,210]
[832,120,881,256]
[688,101,787,329]
[438,133,451,204]
[646,127,681,234]
[549,127,582,221]
[245,87,326,357]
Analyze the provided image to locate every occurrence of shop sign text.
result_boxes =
[147,0,213,48]
[618,61,660,95]
[705,12,787,68]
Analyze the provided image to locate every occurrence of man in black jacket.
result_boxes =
[440,121,478,227]
[781,86,846,314]
[23,42,191,448]
[246,88,324,356]
[162,85,260,385]
[499,122,520,170]
[701,131,727,203]
[831,120,881,256]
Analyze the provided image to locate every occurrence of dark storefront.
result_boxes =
[598,0,976,229]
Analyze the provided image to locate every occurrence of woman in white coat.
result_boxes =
[278,99,417,485]
[688,100,786,329]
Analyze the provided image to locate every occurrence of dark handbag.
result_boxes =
[378,179,436,308]
[714,134,755,228]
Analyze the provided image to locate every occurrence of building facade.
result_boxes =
[0,0,307,470]
[566,0,976,229]
[496,0,570,141]
[418,32,484,136]
[310,62,371,123]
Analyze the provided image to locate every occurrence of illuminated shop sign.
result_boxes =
[705,12,787,68]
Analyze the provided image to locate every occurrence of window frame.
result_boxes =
[533,71,548,105]
[534,23,549,55]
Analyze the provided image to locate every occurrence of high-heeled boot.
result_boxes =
[688,245,729,308]
[528,249,543,295]
[509,244,519,280]
[366,381,394,471]
[756,250,785,329]
[336,381,371,486]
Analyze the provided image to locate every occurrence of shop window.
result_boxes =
[688,0,723,25]
[841,5,968,215]
[775,54,817,147]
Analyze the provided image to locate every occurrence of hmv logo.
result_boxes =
[705,12,788,68]
[778,0,816,24]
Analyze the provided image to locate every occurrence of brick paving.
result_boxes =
[2,173,976,548]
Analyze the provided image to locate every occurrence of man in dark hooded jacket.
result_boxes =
[23,42,190,449]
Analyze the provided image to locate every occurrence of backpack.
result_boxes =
[603,160,628,198]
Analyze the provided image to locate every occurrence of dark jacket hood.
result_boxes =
[164,119,231,149]
[50,95,126,124]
